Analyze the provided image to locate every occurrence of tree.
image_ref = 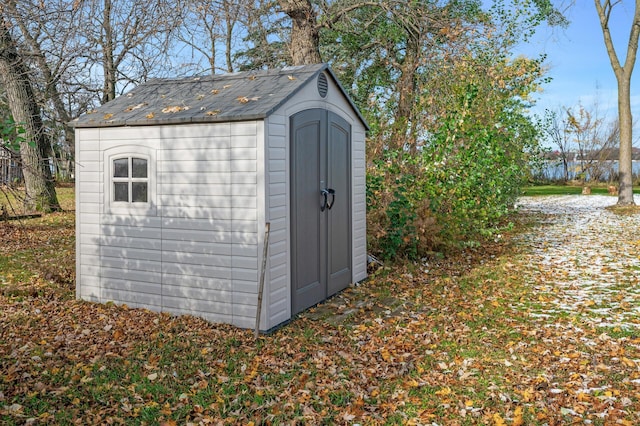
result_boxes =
[594,0,640,205]
[0,17,59,212]
[2,0,86,179]
[543,108,573,181]
[175,0,244,74]
[566,103,619,183]
[235,0,290,70]
[79,0,184,103]
[277,0,322,65]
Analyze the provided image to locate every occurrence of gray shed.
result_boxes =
[72,64,368,331]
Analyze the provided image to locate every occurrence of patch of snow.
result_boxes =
[516,195,640,329]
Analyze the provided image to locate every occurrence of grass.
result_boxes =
[0,185,74,214]
[522,183,640,196]
[1,186,639,424]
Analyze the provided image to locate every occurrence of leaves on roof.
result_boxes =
[237,96,260,104]
[161,105,190,114]
[124,103,147,112]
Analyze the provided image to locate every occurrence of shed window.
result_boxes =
[112,157,148,203]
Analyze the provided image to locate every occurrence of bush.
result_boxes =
[367,87,537,260]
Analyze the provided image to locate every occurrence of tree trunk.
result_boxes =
[102,0,117,103]
[617,76,634,204]
[0,20,59,212]
[277,0,322,65]
[392,34,420,150]
[595,0,640,205]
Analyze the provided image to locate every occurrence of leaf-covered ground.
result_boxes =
[1,192,640,425]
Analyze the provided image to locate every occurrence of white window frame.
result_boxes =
[105,147,156,216]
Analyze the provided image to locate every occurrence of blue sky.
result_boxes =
[518,2,639,122]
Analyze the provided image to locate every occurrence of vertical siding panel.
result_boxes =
[76,128,103,301]
[230,121,260,329]
[264,115,291,328]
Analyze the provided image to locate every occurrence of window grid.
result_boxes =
[112,157,148,203]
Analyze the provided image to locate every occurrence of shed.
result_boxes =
[72,64,368,331]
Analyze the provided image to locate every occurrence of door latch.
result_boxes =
[320,188,335,211]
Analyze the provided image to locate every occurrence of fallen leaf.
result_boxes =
[124,103,147,112]
[162,105,189,113]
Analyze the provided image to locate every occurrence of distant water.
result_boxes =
[534,160,640,182]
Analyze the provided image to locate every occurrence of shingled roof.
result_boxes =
[71,63,367,129]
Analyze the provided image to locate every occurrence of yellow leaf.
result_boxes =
[103,113,113,120]
[380,348,392,361]
[512,406,524,426]
[492,412,506,426]
[146,112,155,119]
[435,387,452,396]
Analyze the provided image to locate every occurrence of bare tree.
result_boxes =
[566,103,618,183]
[543,108,573,181]
[176,0,243,74]
[2,0,86,175]
[595,0,640,205]
[0,16,59,211]
[80,0,184,103]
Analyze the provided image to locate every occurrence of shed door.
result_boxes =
[291,109,351,315]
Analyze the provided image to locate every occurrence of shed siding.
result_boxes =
[261,72,367,329]
[76,122,261,328]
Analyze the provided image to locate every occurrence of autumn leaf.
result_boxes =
[492,413,506,426]
[124,103,147,112]
[161,105,189,113]
[103,113,113,120]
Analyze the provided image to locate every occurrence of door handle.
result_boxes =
[326,188,335,210]
[320,188,335,211]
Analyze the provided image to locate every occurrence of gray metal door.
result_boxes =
[291,109,351,315]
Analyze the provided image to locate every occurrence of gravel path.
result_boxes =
[515,195,640,329]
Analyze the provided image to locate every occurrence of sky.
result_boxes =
[517,2,640,123]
